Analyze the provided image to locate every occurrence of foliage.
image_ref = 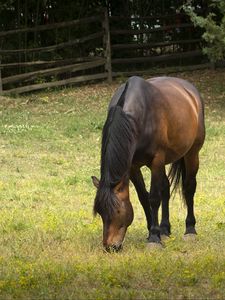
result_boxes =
[183,0,225,62]
[0,70,225,299]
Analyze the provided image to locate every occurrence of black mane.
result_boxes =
[94,84,135,218]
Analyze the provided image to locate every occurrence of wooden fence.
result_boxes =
[0,12,110,94]
[0,9,210,94]
[109,12,210,77]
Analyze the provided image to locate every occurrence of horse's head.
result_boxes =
[92,176,134,252]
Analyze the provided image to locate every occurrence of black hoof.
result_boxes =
[148,234,161,244]
[160,226,171,237]
[185,227,197,235]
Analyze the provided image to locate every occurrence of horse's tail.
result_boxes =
[168,158,186,201]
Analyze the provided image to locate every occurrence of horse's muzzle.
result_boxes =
[104,244,123,253]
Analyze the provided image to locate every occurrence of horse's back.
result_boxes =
[110,76,205,165]
[111,76,203,119]
[147,77,203,113]
[147,76,205,142]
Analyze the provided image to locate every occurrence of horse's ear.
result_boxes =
[91,176,100,189]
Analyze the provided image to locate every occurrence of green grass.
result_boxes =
[0,70,225,299]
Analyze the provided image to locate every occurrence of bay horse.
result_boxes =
[92,76,205,252]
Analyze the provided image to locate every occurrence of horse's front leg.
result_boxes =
[130,167,152,237]
[148,157,167,244]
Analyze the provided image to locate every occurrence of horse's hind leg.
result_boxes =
[183,149,200,235]
[160,174,171,237]
[130,167,152,236]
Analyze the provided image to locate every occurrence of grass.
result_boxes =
[0,69,225,299]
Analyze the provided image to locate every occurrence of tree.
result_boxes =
[183,0,225,63]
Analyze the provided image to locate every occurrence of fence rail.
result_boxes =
[110,23,194,35]
[112,50,203,64]
[2,73,107,95]
[111,39,202,50]
[0,12,108,94]
[0,32,104,54]
[0,57,100,68]
[0,9,208,94]
[0,16,101,37]
[2,59,106,85]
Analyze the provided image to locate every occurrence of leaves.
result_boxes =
[183,0,225,62]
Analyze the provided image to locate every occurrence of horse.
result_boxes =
[92,76,205,252]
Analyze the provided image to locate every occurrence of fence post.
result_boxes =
[102,8,112,83]
[0,60,2,93]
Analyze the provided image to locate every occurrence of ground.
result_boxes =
[0,69,225,299]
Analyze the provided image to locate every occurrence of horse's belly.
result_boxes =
[164,124,198,163]
[164,148,188,164]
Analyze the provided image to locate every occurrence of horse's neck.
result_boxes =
[101,106,137,187]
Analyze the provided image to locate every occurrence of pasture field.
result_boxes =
[0,69,225,299]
